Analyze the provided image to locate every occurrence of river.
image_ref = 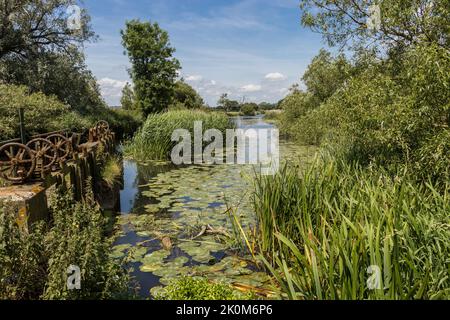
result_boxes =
[114,115,316,298]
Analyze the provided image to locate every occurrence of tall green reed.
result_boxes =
[123,110,231,162]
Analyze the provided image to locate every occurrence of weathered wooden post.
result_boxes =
[18,107,26,144]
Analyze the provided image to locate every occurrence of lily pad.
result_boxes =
[150,286,166,298]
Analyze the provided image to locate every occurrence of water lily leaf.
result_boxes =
[152,266,182,277]
[112,243,132,252]
[129,246,148,262]
[150,286,166,298]
[142,249,170,265]
[136,231,152,237]
[191,253,215,264]
[140,263,163,273]
[109,250,126,259]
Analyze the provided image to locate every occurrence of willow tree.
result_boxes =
[300,0,449,51]
[0,0,94,59]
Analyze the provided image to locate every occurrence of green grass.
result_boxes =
[100,156,122,188]
[250,158,449,300]
[123,109,231,162]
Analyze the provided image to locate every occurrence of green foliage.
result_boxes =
[240,103,258,116]
[154,277,252,300]
[0,2,102,117]
[0,186,129,300]
[0,0,94,60]
[101,156,123,188]
[278,50,354,142]
[44,186,129,299]
[0,84,141,141]
[300,0,449,51]
[0,2,139,140]
[1,48,105,115]
[252,159,450,300]
[121,20,181,115]
[120,82,136,111]
[0,84,70,140]
[258,102,278,110]
[173,80,205,109]
[279,42,449,184]
[313,44,449,184]
[124,110,231,161]
[217,93,240,112]
[279,90,314,139]
[0,206,47,300]
[302,49,353,104]
[263,110,282,123]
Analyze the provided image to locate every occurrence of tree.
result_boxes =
[0,0,95,60]
[217,93,229,109]
[258,102,277,110]
[121,20,181,115]
[241,103,258,116]
[120,83,135,110]
[0,1,103,114]
[300,0,449,51]
[0,47,105,114]
[217,93,240,112]
[173,80,204,109]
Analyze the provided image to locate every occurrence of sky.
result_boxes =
[83,0,327,106]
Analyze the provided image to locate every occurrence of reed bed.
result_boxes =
[123,110,231,161]
[251,159,449,300]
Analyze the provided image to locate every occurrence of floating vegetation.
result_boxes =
[115,128,317,298]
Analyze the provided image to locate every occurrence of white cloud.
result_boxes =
[185,75,203,82]
[265,72,287,81]
[240,84,262,92]
[97,77,128,106]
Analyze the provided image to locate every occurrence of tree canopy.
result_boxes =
[0,0,95,60]
[120,82,135,111]
[300,0,449,51]
[121,20,181,115]
[173,80,205,109]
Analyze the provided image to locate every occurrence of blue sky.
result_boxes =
[83,0,327,106]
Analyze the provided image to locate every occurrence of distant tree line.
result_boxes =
[215,93,279,115]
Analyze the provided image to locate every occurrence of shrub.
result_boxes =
[173,80,205,109]
[154,277,252,300]
[0,84,69,140]
[240,103,258,116]
[0,84,142,141]
[101,156,123,188]
[0,206,47,300]
[281,44,449,184]
[317,44,450,184]
[278,91,315,139]
[124,109,231,161]
[263,110,282,123]
[0,186,130,300]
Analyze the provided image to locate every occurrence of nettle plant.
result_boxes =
[0,184,130,300]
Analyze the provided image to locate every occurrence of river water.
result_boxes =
[114,116,316,298]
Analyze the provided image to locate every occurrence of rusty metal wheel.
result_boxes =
[26,138,57,171]
[96,120,110,138]
[96,120,109,132]
[0,143,36,183]
[47,134,72,162]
